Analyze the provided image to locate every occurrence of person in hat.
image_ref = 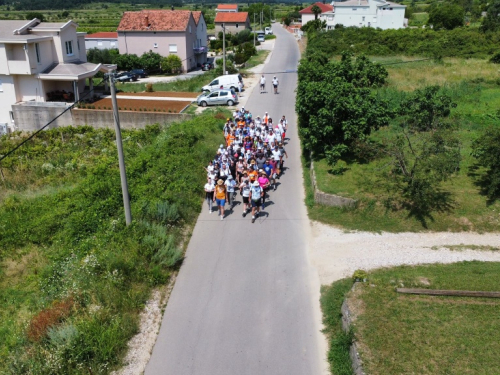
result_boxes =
[224,175,237,209]
[239,178,251,217]
[249,180,264,223]
[214,179,227,220]
[260,74,266,93]
[272,76,279,94]
[258,169,271,210]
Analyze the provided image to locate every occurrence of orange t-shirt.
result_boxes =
[226,134,235,146]
[248,170,258,181]
[215,185,226,199]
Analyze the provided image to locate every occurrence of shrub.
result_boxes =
[490,52,500,64]
[27,298,74,342]
[145,83,154,92]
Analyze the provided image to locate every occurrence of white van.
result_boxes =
[202,74,244,92]
[265,27,273,35]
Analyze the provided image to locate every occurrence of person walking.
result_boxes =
[214,179,227,220]
[225,175,237,210]
[249,180,264,223]
[272,76,279,94]
[240,178,251,217]
[258,170,271,210]
[260,74,266,93]
[204,177,215,213]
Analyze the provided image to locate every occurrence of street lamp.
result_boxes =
[222,23,226,75]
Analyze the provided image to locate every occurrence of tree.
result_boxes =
[160,55,182,74]
[301,19,327,34]
[139,51,162,73]
[311,4,322,20]
[114,53,141,71]
[481,0,500,32]
[427,3,464,30]
[398,85,457,132]
[470,127,500,202]
[296,52,392,167]
[26,12,45,21]
[379,87,461,224]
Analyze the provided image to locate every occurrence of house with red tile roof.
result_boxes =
[214,12,250,34]
[117,10,208,72]
[216,4,238,12]
[85,32,118,50]
[299,2,334,25]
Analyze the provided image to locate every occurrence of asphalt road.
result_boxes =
[145,25,328,375]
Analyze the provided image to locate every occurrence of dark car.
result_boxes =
[116,72,138,82]
[201,62,213,71]
[130,69,148,78]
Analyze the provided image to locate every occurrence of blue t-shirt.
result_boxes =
[263,163,273,177]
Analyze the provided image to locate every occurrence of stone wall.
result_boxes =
[341,283,366,375]
[13,103,192,131]
[309,157,357,208]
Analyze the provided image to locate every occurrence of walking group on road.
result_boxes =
[204,107,289,223]
[260,74,279,94]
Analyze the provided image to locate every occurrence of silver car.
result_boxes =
[197,89,239,107]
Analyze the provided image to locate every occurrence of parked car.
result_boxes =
[130,69,148,78]
[202,74,243,92]
[116,72,138,82]
[265,27,273,35]
[197,89,239,107]
[257,34,265,43]
[201,62,213,71]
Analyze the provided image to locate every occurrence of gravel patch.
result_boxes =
[310,221,500,285]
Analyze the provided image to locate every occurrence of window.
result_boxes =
[153,43,158,48]
[0,79,3,92]
[209,92,218,98]
[35,43,41,63]
[220,91,228,97]
[97,40,103,46]
[169,44,177,53]
[110,41,116,46]
[352,8,357,10]
[65,41,73,56]
[77,40,80,51]
[362,16,365,21]
[189,25,192,33]
[10,111,14,122]
[211,79,219,86]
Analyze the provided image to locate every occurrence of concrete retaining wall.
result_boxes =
[341,283,366,375]
[13,103,193,131]
[309,157,357,208]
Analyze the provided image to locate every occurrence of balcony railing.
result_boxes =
[193,46,207,54]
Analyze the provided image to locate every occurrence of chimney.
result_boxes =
[143,15,149,28]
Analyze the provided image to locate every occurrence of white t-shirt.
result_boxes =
[260,76,266,85]
[204,182,214,192]
[272,78,279,86]
[240,183,251,197]
[225,179,236,192]
[272,149,281,161]
[250,185,262,201]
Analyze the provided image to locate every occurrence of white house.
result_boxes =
[192,11,208,67]
[0,19,108,131]
[216,4,238,13]
[85,32,118,50]
[320,0,406,30]
[300,2,334,26]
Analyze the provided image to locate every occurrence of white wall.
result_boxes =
[16,75,44,102]
[85,39,118,50]
[0,75,16,124]
[301,14,315,26]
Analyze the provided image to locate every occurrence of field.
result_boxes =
[307,56,500,232]
[341,262,500,375]
[0,109,227,373]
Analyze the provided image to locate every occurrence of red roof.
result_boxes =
[85,32,118,39]
[192,10,202,25]
[217,4,238,10]
[214,12,249,23]
[118,10,193,32]
[299,2,334,14]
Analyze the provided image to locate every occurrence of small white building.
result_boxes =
[320,0,406,30]
[216,4,238,13]
[85,32,118,50]
[300,2,334,26]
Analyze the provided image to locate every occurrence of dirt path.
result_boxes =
[309,221,500,285]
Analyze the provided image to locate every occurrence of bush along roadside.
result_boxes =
[0,109,228,374]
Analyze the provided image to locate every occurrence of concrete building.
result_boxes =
[117,10,207,72]
[299,2,334,26]
[192,11,208,67]
[319,0,406,30]
[216,4,238,13]
[214,12,251,34]
[0,19,107,131]
[85,32,118,50]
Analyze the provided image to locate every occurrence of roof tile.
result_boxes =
[299,2,334,14]
[118,10,192,32]
[217,4,238,10]
[214,12,249,23]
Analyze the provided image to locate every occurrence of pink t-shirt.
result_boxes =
[258,176,269,189]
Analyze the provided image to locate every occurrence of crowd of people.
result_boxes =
[204,107,289,223]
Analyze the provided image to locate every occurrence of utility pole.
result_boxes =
[253,13,256,47]
[222,23,226,75]
[109,75,132,226]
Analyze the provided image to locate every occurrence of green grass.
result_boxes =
[242,49,270,70]
[320,279,355,375]
[308,80,500,232]
[346,262,500,375]
[117,71,219,93]
[0,109,228,373]
[408,12,428,27]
